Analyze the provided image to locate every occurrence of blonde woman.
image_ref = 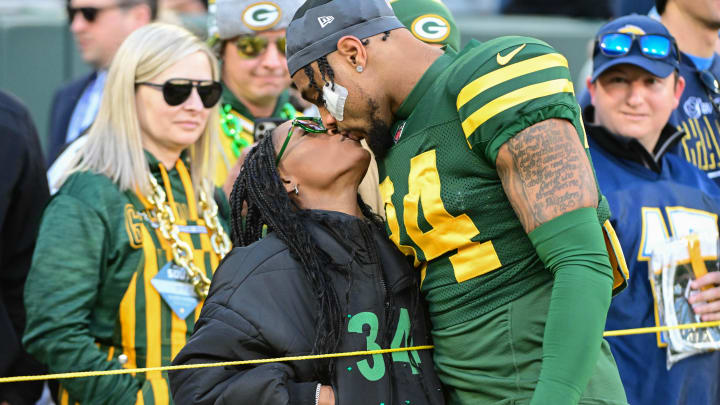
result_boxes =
[23,23,230,404]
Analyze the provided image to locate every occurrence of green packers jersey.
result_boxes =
[378,36,612,329]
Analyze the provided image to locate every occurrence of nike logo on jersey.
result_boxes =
[318,16,334,28]
[496,43,526,66]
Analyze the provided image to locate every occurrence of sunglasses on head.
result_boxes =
[234,35,286,59]
[276,117,327,165]
[136,79,222,108]
[596,32,679,61]
[67,2,128,23]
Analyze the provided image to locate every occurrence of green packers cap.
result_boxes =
[286,0,405,76]
[390,0,460,51]
[208,0,304,43]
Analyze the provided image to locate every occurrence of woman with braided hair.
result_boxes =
[169,120,445,405]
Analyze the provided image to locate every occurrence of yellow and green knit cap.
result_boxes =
[390,0,460,51]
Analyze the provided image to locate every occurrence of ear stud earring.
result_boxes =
[356,65,364,73]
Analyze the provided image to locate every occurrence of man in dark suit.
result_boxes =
[47,0,156,164]
[0,90,49,405]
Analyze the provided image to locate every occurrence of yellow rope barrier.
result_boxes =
[4,320,720,384]
[0,345,434,383]
[602,320,720,337]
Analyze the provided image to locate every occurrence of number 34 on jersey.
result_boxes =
[379,149,502,284]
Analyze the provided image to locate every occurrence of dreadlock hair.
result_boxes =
[304,55,335,97]
[229,133,380,381]
[230,129,434,401]
[303,31,392,94]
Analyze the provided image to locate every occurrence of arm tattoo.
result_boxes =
[496,118,598,233]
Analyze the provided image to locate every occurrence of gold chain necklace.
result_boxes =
[146,174,231,300]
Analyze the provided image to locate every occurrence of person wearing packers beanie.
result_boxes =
[286,0,630,404]
[390,0,461,51]
[207,0,303,194]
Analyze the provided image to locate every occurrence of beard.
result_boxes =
[363,98,394,161]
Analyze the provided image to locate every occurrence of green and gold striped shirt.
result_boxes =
[24,154,229,404]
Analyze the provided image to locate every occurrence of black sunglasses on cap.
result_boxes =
[67,2,130,23]
[136,79,222,108]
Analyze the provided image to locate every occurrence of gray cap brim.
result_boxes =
[286,0,404,76]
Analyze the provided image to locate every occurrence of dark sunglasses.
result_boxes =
[596,32,679,61]
[234,35,286,59]
[136,79,222,108]
[276,117,326,165]
[67,3,128,23]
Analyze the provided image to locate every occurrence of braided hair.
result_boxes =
[302,31,392,96]
[228,132,379,381]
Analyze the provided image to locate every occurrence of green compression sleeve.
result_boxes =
[527,207,614,405]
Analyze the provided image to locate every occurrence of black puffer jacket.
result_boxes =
[169,211,444,405]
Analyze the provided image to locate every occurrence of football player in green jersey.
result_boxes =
[286,1,630,404]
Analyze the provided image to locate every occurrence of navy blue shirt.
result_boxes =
[579,52,720,185]
[670,52,720,183]
[585,108,720,405]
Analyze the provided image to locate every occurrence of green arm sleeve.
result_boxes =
[22,195,144,404]
[527,207,614,405]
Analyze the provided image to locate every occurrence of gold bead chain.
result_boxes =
[146,174,231,300]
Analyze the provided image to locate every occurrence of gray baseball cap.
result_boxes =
[286,0,405,76]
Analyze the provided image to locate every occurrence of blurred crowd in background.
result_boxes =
[3,0,720,404]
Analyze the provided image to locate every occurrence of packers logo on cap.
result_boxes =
[242,2,282,31]
[410,14,450,43]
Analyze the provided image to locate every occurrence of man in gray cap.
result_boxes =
[208,0,302,193]
[286,1,629,404]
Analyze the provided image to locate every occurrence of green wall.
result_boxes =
[0,8,89,155]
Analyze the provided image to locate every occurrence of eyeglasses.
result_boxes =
[136,79,222,108]
[596,32,679,61]
[234,35,286,59]
[67,2,129,23]
[276,117,326,165]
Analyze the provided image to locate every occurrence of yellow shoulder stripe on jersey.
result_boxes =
[461,79,574,138]
[457,52,568,110]
[602,220,630,295]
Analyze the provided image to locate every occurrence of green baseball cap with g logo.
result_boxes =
[390,0,460,51]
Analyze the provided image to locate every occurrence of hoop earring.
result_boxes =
[294,185,300,195]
